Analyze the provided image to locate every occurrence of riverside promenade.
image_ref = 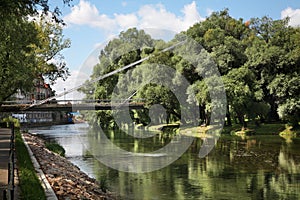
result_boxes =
[0,128,11,199]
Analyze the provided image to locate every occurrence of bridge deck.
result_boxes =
[0,103,144,112]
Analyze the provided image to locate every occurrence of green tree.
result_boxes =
[0,16,38,101]
[268,74,300,128]
[0,0,71,102]
[245,17,300,122]
[89,28,153,100]
[186,11,300,127]
[82,28,155,127]
[0,0,72,23]
[223,67,264,128]
[0,14,70,102]
[84,10,300,128]
[185,9,249,126]
[32,16,71,83]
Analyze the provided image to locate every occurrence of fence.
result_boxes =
[0,122,15,200]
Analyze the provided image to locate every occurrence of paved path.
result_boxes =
[0,128,11,199]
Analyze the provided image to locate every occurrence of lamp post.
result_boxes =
[64,88,66,103]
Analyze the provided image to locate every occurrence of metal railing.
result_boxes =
[1,122,15,200]
[7,123,14,200]
[1,98,146,105]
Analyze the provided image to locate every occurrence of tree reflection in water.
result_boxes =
[85,128,300,200]
[30,124,300,200]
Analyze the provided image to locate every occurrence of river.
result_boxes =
[29,123,300,200]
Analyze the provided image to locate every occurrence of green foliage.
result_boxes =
[0,16,38,101]
[245,16,300,122]
[45,142,66,157]
[223,123,286,135]
[222,66,264,127]
[99,174,109,193]
[277,99,300,128]
[0,0,72,23]
[15,130,46,200]
[96,110,116,129]
[1,116,20,128]
[32,17,71,83]
[0,1,70,102]
[82,10,300,128]
[268,74,300,127]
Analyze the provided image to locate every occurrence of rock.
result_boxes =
[56,190,64,196]
[47,174,55,178]
[22,133,116,200]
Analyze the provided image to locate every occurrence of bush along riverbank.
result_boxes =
[45,141,66,157]
[22,132,116,200]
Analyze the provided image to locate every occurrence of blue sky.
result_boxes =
[49,0,300,99]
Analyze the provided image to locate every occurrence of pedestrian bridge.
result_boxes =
[0,100,145,112]
[1,42,184,114]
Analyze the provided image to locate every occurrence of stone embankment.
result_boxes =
[23,133,116,200]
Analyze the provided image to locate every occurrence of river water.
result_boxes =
[29,123,300,200]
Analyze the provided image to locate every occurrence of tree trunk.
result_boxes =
[226,105,232,126]
[205,112,211,126]
[170,110,183,124]
[199,105,206,125]
[242,119,247,129]
[166,113,170,124]
[266,96,280,122]
[238,115,247,129]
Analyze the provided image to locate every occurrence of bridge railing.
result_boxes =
[2,98,146,105]
[0,99,146,112]
[1,100,33,105]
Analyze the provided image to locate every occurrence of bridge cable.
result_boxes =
[25,40,186,110]
[115,77,154,109]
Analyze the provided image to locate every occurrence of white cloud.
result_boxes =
[64,0,204,34]
[64,0,117,31]
[281,7,300,27]
[138,4,182,31]
[114,13,138,29]
[181,1,203,30]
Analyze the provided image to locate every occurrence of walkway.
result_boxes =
[0,128,11,199]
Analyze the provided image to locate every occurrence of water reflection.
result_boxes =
[30,124,300,199]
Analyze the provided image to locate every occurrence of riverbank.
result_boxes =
[22,132,116,200]
[149,122,300,138]
[21,121,74,129]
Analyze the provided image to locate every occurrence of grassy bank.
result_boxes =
[221,123,287,135]
[45,142,66,157]
[15,130,46,200]
[224,123,299,136]
[160,122,299,137]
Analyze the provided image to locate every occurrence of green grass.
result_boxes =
[45,142,65,157]
[222,124,243,134]
[15,130,46,200]
[248,123,286,135]
[222,123,286,135]
[148,122,289,136]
